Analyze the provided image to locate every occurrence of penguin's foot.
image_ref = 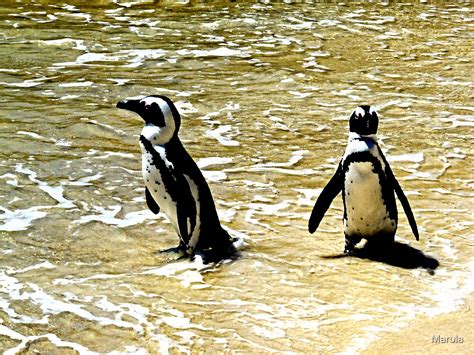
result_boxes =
[344,246,356,255]
[160,243,187,255]
[344,235,361,255]
[198,243,239,264]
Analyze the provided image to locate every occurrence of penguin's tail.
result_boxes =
[198,227,239,263]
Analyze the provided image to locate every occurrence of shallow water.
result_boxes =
[0,1,473,353]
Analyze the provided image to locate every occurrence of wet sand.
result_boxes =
[1,2,472,352]
[366,297,473,354]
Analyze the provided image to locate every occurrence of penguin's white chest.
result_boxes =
[141,145,179,231]
[343,162,395,237]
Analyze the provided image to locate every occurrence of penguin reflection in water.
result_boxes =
[117,95,236,262]
[308,106,419,253]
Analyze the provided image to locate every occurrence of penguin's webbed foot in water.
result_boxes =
[199,240,239,264]
[200,250,237,264]
[160,241,187,255]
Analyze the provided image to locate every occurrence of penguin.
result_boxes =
[308,105,419,253]
[116,95,235,261]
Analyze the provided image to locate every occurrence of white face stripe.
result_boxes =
[139,97,177,145]
[140,97,174,126]
[369,107,377,115]
[354,107,366,117]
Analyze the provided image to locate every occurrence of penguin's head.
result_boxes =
[349,105,378,136]
[117,95,181,144]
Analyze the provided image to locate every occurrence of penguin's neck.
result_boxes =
[345,132,378,155]
[141,124,176,146]
[348,132,378,143]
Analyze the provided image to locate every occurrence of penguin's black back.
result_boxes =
[165,138,233,251]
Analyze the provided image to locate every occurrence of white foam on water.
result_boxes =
[85,150,135,159]
[40,38,87,50]
[74,205,154,228]
[201,170,227,182]
[53,273,123,286]
[0,206,48,231]
[16,131,47,140]
[448,114,474,127]
[196,157,233,169]
[59,81,94,87]
[294,188,323,207]
[15,163,75,209]
[17,130,71,147]
[143,256,211,289]
[121,48,167,68]
[174,100,199,113]
[341,258,474,354]
[245,199,293,232]
[289,90,313,99]
[64,172,103,187]
[0,272,49,325]
[9,261,55,275]
[55,51,125,67]
[0,173,18,186]
[228,150,316,176]
[196,157,233,182]
[2,330,95,355]
[108,78,130,86]
[14,281,146,333]
[0,77,48,88]
[95,296,150,332]
[0,324,23,341]
[388,152,424,163]
[421,260,474,316]
[206,125,240,147]
[257,150,307,168]
[176,47,246,58]
[80,118,128,136]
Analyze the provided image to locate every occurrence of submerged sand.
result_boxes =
[366,297,473,354]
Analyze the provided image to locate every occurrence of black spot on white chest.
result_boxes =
[141,150,176,215]
[343,162,395,236]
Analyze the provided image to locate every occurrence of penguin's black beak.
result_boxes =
[116,99,140,112]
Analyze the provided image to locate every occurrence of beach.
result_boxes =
[367,297,473,354]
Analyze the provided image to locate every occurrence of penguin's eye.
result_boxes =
[149,102,159,111]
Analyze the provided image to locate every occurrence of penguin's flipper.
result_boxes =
[376,145,419,240]
[308,162,344,234]
[177,202,190,244]
[174,175,197,247]
[145,187,160,214]
[392,175,419,240]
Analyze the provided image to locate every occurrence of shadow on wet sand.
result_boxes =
[322,241,439,272]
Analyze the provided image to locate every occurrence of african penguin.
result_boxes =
[308,105,419,253]
[117,95,235,261]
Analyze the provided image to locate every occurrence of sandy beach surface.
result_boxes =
[366,297,473,354]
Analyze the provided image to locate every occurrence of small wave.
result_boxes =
[206,125,240,147]
[39,38,87,50]
[176,47,248,58]
[73,205,154,228]
[143,256,210,289]
[9,261,55,275]
[388,152,424,163]
[0,206,47,232]
[1,329,94,355]
[15,164,75,209]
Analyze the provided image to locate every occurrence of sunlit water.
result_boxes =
[0,1,473,353]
